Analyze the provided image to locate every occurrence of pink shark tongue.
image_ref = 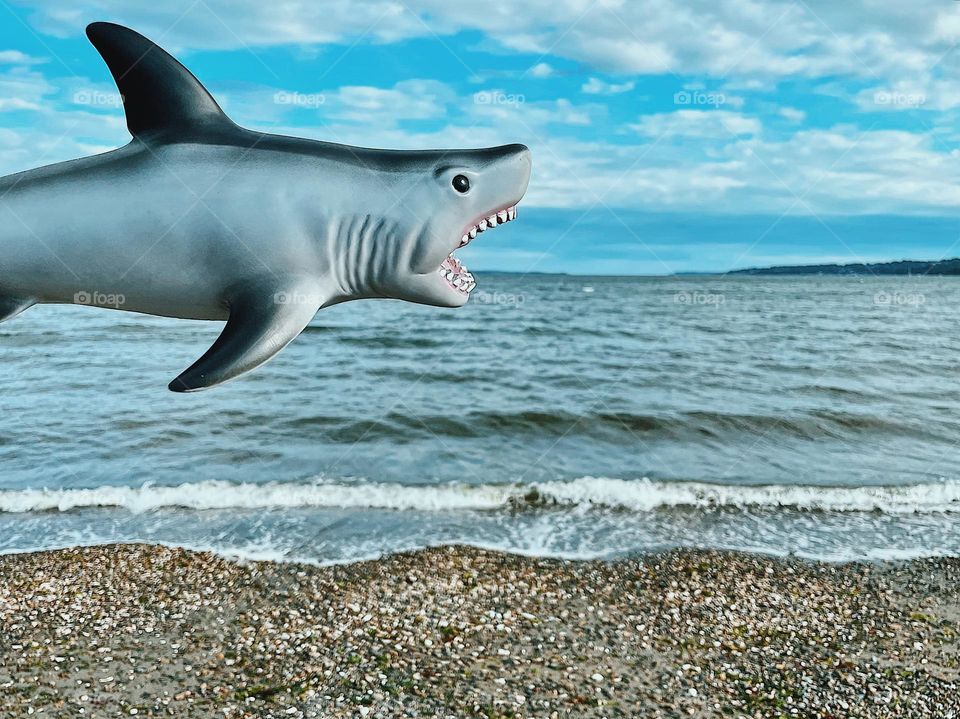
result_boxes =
[439,255,475,294]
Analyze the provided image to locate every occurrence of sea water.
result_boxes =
[1,275,958,563]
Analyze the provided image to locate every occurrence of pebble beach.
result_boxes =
[0,544,958,718]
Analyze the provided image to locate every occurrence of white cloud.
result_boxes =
[534,124,960,215]
[548,98,591,126]
[0,98,41,110]
[0,108,126,176]
[329,80,452,122]
[528,62,553,78]
[0,67,55,112]
[630,110,761,139]
[581,77,634,95]
[461,92,596,128]
[207,79,457,132]
[15,0,960,86]
[852,78,960,112]
[779,107,806,123]
[0,50,45,64]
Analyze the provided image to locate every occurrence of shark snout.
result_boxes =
[504,145,531,214]
[507,144,532,198]
[500,143,531,160]
[481,143,532,206]
[507,143,531,165]
[490,142,531,171]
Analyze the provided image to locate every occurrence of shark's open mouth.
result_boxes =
[439,205,519,295]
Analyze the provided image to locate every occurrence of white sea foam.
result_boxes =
[0,476,958,515]
[0,480,512,514]
[530,476,960,514]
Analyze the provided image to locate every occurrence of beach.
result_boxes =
[1,545,957,718]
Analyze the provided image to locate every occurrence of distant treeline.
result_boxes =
[730,258,960,276]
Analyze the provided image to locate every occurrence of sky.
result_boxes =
[1,0,959,274]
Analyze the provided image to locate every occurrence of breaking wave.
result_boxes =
[1,476,958,515]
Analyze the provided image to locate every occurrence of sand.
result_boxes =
[0,544,958,718]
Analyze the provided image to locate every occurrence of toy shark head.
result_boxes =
[334,144,532,308]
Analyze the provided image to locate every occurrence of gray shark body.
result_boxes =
[0,23,531,391]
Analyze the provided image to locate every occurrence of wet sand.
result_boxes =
[0,544,958,718]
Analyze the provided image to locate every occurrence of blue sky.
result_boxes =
[1,0,959,274]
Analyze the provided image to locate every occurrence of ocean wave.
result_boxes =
[276,409,940,442]
[1,477,958,515]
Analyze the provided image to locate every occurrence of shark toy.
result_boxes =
[0,22,531,391]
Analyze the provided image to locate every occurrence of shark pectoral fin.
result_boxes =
[0,297,35,323]
[168,286,320,393]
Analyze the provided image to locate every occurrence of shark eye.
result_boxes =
[452,174,470,193]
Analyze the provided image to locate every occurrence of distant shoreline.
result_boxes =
[1,543,956,717]
[452,260,960,277]
[727,258,960,276]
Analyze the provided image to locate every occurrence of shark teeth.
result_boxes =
[442,204,518,295]
[457,205,518,249]
[439,255,475,295]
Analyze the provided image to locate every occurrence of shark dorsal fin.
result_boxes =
[86,22,240,144]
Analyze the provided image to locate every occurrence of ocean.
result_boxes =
[1,274,958,563]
